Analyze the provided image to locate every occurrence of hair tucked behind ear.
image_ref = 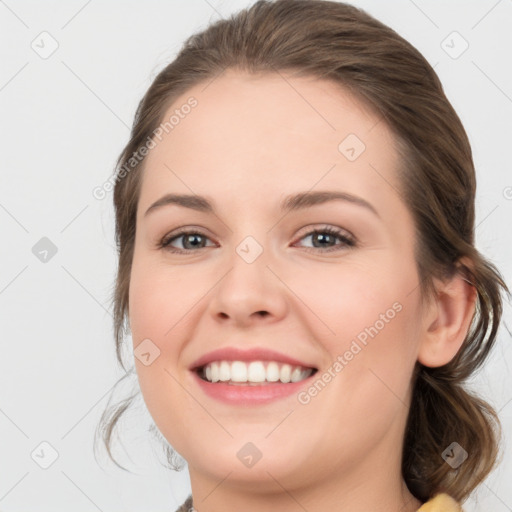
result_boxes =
[96,0,510,503]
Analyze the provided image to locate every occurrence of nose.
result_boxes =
[207,243,288,328]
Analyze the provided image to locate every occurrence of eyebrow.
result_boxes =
[144,190,380,218]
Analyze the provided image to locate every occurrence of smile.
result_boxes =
[198,360,316,385]
[192,362,318,405]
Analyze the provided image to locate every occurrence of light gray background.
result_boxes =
[0,1,511,511]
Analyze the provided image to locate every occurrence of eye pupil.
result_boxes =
[184,234,204,249]
[313,233,334,247]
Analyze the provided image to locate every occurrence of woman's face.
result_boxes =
[129,70,428,493]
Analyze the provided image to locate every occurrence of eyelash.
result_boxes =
[158,226,357,254]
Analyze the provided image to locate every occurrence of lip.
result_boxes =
[191,368,317,405]
[189,346,317,371]
[188,346,318,406]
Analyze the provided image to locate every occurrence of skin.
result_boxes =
[128,70,476,512]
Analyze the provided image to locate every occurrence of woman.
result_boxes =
[97,1,510,510]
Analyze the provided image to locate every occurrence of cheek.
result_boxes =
[128,260,199,454]
[289,255,411,341]
[128,271,165,343]
[297,255,420,397]
[297,296,419,454]
[128,256,196,344]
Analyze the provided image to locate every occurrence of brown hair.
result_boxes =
[95,0,510,504]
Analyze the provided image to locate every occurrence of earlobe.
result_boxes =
[417,261,477,368]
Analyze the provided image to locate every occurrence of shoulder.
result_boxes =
[417,493,464,512]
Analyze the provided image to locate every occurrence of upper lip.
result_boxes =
[189,347,318,371]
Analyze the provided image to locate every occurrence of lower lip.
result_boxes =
[191,370,316,405]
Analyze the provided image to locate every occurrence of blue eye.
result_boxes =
[159,226,356,254]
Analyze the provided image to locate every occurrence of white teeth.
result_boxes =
[219,361,230,381]
[290,367,303,382]
[200,360,314,384]
[266,361,280,382]
[247,361,266,382]
[231,361,247,382]
[280,364,291,383]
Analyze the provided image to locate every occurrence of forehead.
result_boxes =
[138,70,402,216]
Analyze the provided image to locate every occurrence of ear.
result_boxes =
[417,257,478,368]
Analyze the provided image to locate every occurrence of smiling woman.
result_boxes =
[95,1,509,511]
